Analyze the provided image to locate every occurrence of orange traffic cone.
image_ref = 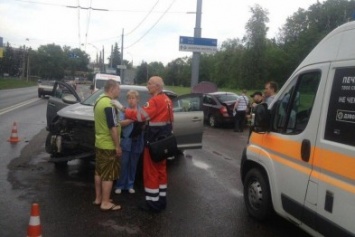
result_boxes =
[7,122,20,143]
[27,203,42,237]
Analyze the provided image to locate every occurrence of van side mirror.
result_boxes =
[253,103,270,133]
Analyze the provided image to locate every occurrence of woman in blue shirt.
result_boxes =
[115,90,145,194]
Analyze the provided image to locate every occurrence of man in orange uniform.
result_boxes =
[113,76,173,212]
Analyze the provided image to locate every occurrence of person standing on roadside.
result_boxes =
[247,91,264,137]
[264,81,278,105]
[93,79,122,211]
[114,90,145,195]
[111,76,173,213]
[233,89,249,132]
[250,91,264,110]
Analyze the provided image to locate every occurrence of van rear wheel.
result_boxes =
[244,168,273,221]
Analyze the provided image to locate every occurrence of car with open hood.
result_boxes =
[46,81,204,167]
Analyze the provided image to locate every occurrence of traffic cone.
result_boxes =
[27,203,42,237]
[7,122,20,143]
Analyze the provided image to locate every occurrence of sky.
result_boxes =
[0,0,322,66]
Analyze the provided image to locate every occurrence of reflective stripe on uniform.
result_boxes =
[145,187,160,201]
[145,187,159,194]
[159,184,167,196]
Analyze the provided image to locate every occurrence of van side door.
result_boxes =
[265,67,323,224]
[313,63,355,236]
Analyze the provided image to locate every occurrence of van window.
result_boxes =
[325,67,355,146]
[272,71,321,134]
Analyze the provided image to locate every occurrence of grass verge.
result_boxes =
[0,78,37,90]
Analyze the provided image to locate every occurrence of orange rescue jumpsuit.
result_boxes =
[125,92,173,211]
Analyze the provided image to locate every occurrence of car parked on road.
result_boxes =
[38,80,55,98]
[46,81,204,166]
[202,92,239,127]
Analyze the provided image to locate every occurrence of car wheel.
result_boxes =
[38,92,41,98]
[45,132,68,168]
[208,115,218,127]
[243,168,273,221]
[45,132,54,154]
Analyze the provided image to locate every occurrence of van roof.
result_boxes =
[295,21,355,73]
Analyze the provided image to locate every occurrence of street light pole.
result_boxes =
[191,0,202,89]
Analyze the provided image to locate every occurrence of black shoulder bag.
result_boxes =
[148,104,178,162]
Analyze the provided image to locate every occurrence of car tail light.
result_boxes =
[220,106,230,117]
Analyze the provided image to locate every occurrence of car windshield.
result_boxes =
[215,93,238,102]
[81,87,151,107]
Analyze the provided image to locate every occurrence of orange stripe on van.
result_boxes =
[250,133,306,161]
[249,132,355,191]
[311,170,355,194]
[313,147,355,181]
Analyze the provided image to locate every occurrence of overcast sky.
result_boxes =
[0,0,321,66]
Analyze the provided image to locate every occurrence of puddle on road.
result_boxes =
[191,160,210,170]
[100,219,141,235]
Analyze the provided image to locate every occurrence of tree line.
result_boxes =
[1,0,355,90]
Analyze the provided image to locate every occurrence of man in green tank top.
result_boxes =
[93,79,122,211]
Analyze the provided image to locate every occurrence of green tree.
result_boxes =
[241,4,269,89]
[0,43,24,76]
[108,43,121,75]
[208,38,245,88]
[136,62,149,85]
[31,44,66,79]
[165,57,190,86]
[63,46,90,76]
[278,0,355,84]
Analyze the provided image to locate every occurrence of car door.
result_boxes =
[46,81,81,128]
[172,93,204,150]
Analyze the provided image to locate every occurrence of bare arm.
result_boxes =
[119,119,134,127]
[110,126,122,157]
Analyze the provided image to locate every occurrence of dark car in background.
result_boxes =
[45,81,204,167]
[202,92,239,127]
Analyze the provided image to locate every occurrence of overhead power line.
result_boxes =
[125,0,177,49]
[66,5,108,11]
[125,0,160,36]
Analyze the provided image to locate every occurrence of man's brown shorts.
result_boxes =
[95,148,120,181]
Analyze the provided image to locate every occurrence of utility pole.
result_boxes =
[191,0,202,89]
[26,49,30,82]
[102,46,105,73]
[120,28,124,82]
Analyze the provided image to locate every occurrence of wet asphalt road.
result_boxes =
[0,87,311,237]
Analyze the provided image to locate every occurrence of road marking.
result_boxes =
[0,98,40,115]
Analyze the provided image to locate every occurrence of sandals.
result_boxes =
[92,199,113,205]
[100,203,122,211]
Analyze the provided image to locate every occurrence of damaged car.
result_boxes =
[46,81,204,167]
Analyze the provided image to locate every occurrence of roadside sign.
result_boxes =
[179,36,217,53]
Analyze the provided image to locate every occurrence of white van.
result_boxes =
[93,73,121,92]
[241,22,355,236]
